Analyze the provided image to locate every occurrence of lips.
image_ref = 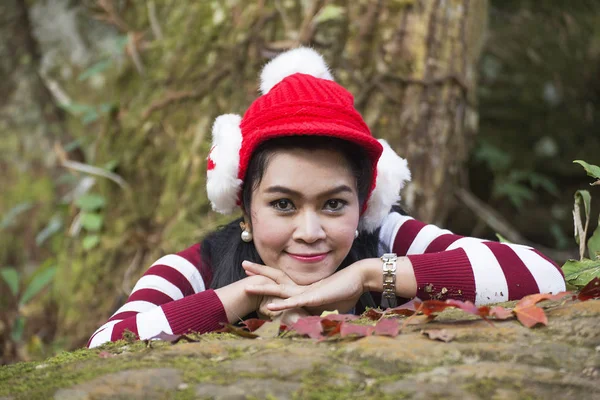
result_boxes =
[286,251,329,263]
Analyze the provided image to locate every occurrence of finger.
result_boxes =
[245,283,288,298]
[242,260,288,283]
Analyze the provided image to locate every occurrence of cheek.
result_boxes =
[251,211,290,258]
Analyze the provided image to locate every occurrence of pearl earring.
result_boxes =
[354,230,359,239]
[241,230,253,242]
[240,221,253,242]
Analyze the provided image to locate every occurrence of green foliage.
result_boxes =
[20,265,57,307]
[35,215,63,246]
[562,159,600,289]
[80,212,103,232]
[0,267,20,297]
[82,235,100,250]
[75,194,106,212]
[0,202,33,230]
[562,259,600,290]
[573,160,600,180]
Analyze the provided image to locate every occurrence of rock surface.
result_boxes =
[1,300,599,399]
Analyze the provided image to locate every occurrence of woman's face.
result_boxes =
[248,147,360,285]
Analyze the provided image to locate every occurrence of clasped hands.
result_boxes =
[242,260,368,321]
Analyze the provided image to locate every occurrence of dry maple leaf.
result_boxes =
[340,322,374,338]
[242,318,267,332]
[512,291,571,328]
[489,306,513,320]
[291,316,323,339]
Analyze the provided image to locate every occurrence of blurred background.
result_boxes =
[1,0,598,364]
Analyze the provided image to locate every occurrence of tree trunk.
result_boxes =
[354,0,489,225]
[0,0,487,350]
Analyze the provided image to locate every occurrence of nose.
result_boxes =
[292,210,326,243]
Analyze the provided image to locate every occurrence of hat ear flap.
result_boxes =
[359,140,411,233]
[206,114,244,214]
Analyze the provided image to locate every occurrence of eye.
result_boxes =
[324,199,347,211]
[270,199,295,212]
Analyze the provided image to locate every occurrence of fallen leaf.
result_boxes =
[254,320,280,338]
[242,318,267,332]
[340,322,374,338]
[321,319,342,337]
[362,308,385,321]
[147,331,182,342]
[422,329,455,343]
[489,306,513,320]
[291,316,323,339]
[220,324,258,339]
[514,305,548,328]
[322,313,359,322]
[578,277,600,301]
[320,310,339,317]
[388,299,422,316]
[516,291,571,308]
[98,351,115,358]
[419,300,453,315]
[374,318,400,337]
[445,299,491,318]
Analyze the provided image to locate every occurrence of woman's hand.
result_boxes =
[243,260,368,313]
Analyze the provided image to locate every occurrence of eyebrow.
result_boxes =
[264,184,355,198]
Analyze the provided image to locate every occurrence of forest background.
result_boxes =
[1,0,599,365]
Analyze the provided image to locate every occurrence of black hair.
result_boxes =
[201,136,387,294]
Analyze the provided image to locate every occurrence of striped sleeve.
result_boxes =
[87,243,228,348]
[378,212,566,305]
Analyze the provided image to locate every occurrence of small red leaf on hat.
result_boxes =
[374,318,400,337]
[578,277,600,301]
[207,157,216,170]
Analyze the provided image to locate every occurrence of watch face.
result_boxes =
[382,253,396,260]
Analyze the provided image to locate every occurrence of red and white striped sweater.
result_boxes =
[88,212,565,348]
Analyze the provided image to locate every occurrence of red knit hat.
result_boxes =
[207,48,410,232]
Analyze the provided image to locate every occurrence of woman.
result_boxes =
[88,48,565,348]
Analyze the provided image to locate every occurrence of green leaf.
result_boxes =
[562,258,600,289]
[494,182,535,209]
[495,233,513,243]
[11,316,25,342]
[78,59,111,81]
[0,202,33,230]
[589,220,600,260]
[75,194,106,212]
[574,160,600,180]
[80,212,103,232]
[82,235,100,250]
[474,143,512,172]
[35,215,63,246]
[0,267,20,297]
[19,266,56,306]
[315,4,345,23]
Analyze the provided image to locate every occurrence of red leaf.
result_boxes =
[422,329,455,343]
[321,319,342,337]
[514,305,548,328]
[291,316,323,339]
[242,319,267,332]
[388,299,422,316]
[419,300,454,315]
[578,277,600,301]
[374,318,400,337]
[516,291,571,308]
[362,308,385,321]
[403,314,436,325]
[322,314,359,322]
[489,306,513,320]
[340,322,374,338]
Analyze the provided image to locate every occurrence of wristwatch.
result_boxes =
[381,253,397,305]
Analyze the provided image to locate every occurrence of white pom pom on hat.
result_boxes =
[259,47,334,95]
